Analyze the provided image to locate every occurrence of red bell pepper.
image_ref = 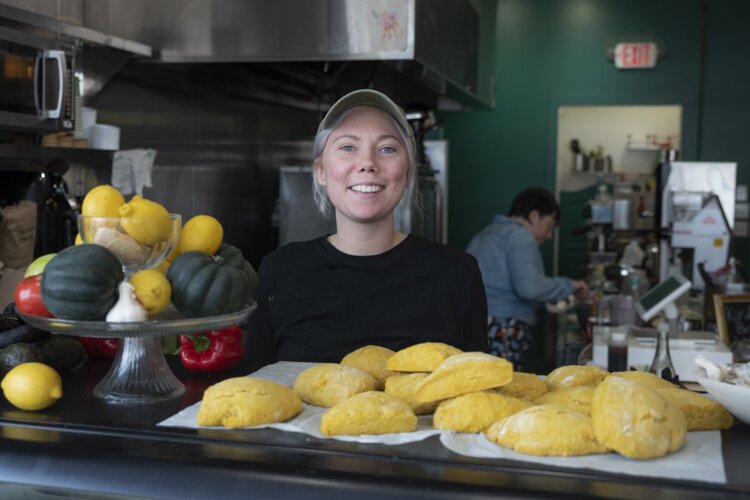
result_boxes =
[76,337,120,359]
[179,325,244,372]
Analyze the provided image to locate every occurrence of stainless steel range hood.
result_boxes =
[89,0,492,111]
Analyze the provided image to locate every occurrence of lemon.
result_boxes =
[129,269,172,314]
[119,195,171,245]
[81,185,125,217]
[1,362,63,411]
[179,215,224,255]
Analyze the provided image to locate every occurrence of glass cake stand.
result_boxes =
[19,301,257,404]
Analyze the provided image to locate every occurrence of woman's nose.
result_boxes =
[358,151,376,172]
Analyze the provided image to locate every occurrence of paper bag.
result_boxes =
[0,200,37,268]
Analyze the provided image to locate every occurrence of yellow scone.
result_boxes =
[656,387,734,431]
[386,342,462,372]
[534,386,595,415]
[485,404,608,457]
[591,375,686,459]
[341,345,396,388]
[496,372,548,401]
[197,377,302,428]
[415,352,513,403]
[433,391,531,433]
[293,363,377,407]
[320,391,417,436]
[608,370,679,390]
[384,373,438,415]
[546,365,608,391]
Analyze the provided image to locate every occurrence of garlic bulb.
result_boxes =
[106,281,148,322]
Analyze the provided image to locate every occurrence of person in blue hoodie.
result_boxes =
[466,187,589,368]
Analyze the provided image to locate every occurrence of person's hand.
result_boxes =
[571,280,590,302]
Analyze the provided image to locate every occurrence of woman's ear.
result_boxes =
[527,209,540,224]
[314,158,326,185]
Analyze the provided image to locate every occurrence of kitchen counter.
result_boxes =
[0,357,748,499]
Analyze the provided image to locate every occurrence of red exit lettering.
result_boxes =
[614,43,658,69]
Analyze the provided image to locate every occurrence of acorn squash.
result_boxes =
[41,244,124,320]
[166,243,257,318]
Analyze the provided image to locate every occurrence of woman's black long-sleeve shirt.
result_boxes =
[246,234,488,370]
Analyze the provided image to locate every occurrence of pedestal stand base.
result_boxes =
[94,336,185,404]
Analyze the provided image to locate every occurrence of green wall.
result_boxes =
[444,0,749,259]
[441,0,750,372]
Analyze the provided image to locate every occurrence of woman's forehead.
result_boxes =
[332,106,401,134]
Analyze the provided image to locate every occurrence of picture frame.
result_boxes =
[713,293,750,347]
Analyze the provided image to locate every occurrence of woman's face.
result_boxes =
[528,210,557,244]
[316,107,409,226]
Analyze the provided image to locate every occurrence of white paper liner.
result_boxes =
[158,361,727,483]
[440,430,725,484]
[158,361,441,444]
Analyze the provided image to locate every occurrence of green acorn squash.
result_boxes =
[41,244,124,320]
[166,243,257,318]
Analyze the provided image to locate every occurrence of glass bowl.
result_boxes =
[78,214,181,277]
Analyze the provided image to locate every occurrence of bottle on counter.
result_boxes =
[587,264,610,329]
[650,322,677,383]
[607,330,628,372]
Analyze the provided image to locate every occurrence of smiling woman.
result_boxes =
[245,89,488,369]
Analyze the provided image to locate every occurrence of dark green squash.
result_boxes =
[167,243,257,318]
[41,244,124,320]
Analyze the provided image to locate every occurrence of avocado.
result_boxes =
[2,303,20,321]
[38,335,88,371]
[0,342,45,376]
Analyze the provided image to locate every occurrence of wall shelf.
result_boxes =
[626,142,663,151]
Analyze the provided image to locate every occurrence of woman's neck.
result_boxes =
[328,216,406,256]
[511,215,531,231]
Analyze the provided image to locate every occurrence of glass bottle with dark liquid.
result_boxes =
[607,330,628,371]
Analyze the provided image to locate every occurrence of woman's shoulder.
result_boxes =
[259,237,326,267]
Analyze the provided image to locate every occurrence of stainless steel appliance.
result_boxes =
[277,166,336,246]
[0,26,77,133]
[83,0,492,111]
[0,3,152,133]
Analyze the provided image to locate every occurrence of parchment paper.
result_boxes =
[440,430,725,484]
[158,361,441,444]
[158,361,726,483]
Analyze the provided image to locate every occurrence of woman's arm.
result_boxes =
[507,235,573,303]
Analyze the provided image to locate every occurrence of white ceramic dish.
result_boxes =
[695,368,750,425]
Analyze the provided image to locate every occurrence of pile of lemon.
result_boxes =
[78,184,225,317]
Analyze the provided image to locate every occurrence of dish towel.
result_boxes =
[112,149,157,197]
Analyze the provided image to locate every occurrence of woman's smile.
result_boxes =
[350,183,385,193]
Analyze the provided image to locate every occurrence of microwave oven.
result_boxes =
[0,26,77,133]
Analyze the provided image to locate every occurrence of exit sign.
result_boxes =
[613,43,658,69]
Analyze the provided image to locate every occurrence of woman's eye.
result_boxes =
[339,144,355,152]
[380,145,397,154]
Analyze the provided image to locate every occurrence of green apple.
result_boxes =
[24,253,57,277]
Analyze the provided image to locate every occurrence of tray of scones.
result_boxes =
[180,341,734,463]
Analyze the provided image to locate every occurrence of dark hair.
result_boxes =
[508,187,560,224]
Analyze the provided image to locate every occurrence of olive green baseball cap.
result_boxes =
[318,89,416,150]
